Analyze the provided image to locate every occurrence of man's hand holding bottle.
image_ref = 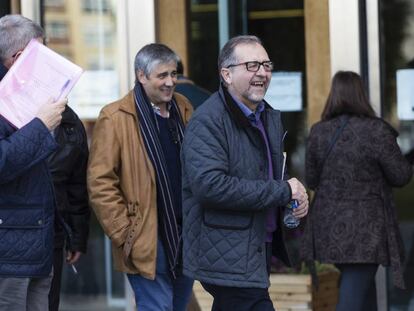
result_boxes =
[284,178,309,228]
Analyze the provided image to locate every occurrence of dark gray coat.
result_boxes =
[302,115,412,288]
[181,86,292,288]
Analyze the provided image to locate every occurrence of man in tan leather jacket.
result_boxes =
[87,44,194,311]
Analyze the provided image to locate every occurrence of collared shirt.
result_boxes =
[150,102,171,117]
[230,93,277,242]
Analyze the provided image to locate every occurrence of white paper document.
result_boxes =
[0,39,83,128]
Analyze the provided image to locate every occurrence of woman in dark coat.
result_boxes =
[302,71,412,311]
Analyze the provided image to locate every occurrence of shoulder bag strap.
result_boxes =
[318,115,350,175]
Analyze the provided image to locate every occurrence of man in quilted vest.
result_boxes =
[0,15,67,311]
[181,35,309,310]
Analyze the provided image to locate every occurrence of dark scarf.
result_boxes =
[133,83,185,278]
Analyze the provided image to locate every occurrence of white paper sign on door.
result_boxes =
[264,72,302,112]
[397,69,414,120]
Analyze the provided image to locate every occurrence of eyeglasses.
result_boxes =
[227,61,274,72]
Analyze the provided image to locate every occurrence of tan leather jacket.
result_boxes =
[87,90,193,279]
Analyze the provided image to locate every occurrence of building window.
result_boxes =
[83,27,113,47]
[44,0,65,8]
[82,0,110,13]
[45,21,69,41]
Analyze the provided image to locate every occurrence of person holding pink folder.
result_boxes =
[0,15,67,311]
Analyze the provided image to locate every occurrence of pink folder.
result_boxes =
[0,39,83,128]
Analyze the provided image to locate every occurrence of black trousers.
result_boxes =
[48,248,64,311]
[335,263,378,311]
[201,243,274,311]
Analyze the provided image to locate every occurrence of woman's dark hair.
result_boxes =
[321,71,376,121]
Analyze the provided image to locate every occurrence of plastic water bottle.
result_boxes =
[283,199,300,228]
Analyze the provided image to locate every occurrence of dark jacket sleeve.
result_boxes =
[182,114,291,211]
[65,121,90,253]
[0,117,57,184]
[49,109,91,253]
[375,121,412,187]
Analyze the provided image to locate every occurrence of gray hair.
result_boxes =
[134,43,179,78]
[218,35,263,71]
[0,15,44,63]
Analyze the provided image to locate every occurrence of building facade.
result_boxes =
[1,0,413,310]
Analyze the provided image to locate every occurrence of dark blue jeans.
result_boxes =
[127,240,193,311]
[335,263,378,311]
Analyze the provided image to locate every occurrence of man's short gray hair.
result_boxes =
[0,15,44,63]
[218,35,263,71]
[134,43,179,78]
